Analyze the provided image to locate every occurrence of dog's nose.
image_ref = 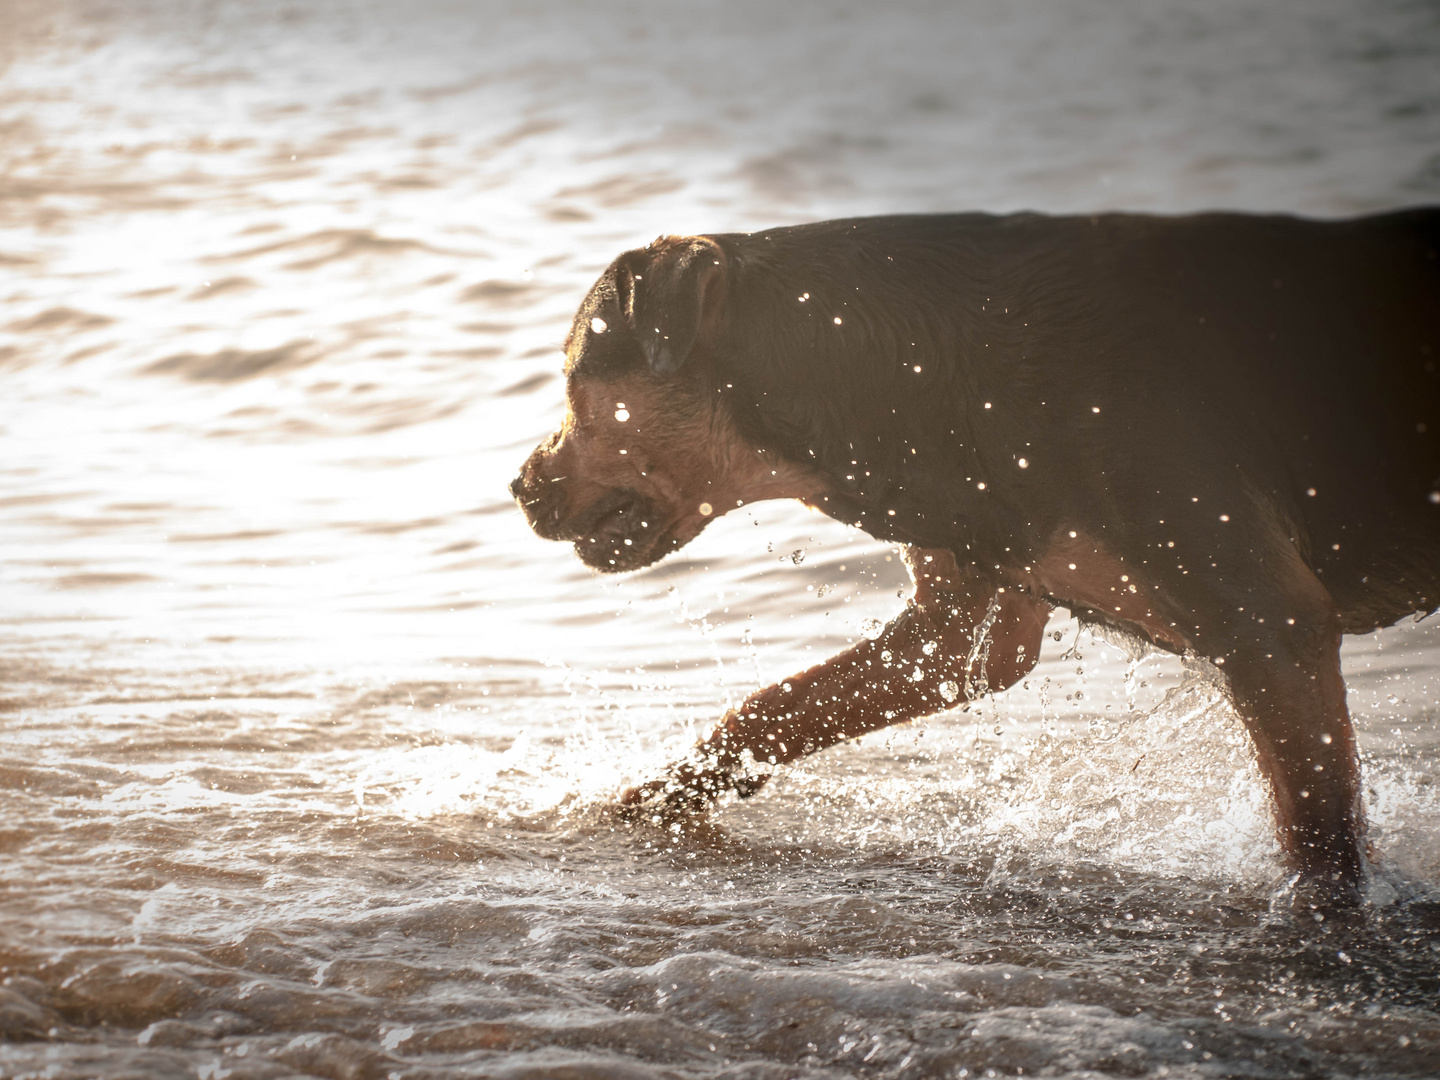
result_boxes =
[510,463,571,540]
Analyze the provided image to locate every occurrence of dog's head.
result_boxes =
[511,235,820,573]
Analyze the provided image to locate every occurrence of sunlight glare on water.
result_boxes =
[3,0,1440,1077]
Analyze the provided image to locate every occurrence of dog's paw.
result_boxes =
[616,754,770,821]
[617,777,712,815]
[1276,870,1368,926]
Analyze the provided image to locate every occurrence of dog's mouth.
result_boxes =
[573,488,674,573]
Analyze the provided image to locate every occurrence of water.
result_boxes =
[3,0,1440,1076]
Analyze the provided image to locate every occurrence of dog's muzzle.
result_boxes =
[510,462,572,541]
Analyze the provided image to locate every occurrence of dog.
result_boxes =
[511,210,1440,901]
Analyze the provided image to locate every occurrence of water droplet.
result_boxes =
[789,549,805,564]
[614,407,629,422]
[860,617,884,640]
[939,680,959,702]
[698,502,713,516]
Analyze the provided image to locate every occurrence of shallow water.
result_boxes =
[3,1,1440,1077]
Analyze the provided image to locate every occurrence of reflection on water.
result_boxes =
[3,0,1440,1076]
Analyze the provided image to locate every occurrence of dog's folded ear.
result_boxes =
[621,236,727,376]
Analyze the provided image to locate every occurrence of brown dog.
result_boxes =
[512,211,1440,900]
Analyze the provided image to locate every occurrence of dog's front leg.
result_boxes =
[1221,619,1367,904]
[620,548,1051,812]
[1161,537,1368,905]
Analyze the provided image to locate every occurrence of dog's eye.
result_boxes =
[590,317,608,334]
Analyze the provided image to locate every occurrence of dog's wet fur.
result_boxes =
[514,210,1440,905]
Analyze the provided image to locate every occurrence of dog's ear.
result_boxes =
[622,236,726,376]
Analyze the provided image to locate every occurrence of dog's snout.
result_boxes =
[511,449,573,540]
[510,448,551,506]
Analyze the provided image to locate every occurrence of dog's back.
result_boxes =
[707,209,1440,632]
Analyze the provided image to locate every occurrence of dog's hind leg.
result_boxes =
[620,548,1051,811]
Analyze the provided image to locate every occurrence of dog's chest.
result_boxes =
[1027,533,1189,653]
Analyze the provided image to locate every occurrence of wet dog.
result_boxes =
[512,210,1440,900]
